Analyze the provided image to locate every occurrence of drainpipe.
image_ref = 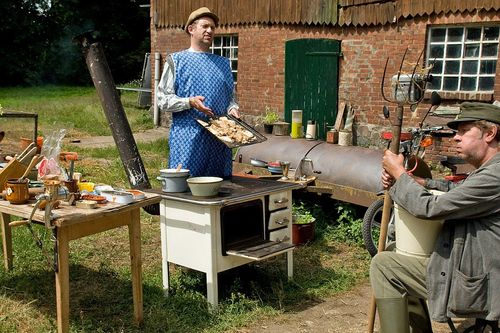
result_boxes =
[154,52,160,126]
[74,31,159,215]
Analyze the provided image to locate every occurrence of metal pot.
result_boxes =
[157,168,190,193]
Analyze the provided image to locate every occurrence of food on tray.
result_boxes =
[197,116,257,145]
[81,194,107,203]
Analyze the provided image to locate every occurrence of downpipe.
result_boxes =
[154,52,160,126]
[75,32,159,215]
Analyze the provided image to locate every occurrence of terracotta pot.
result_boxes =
[5,178,30,204]
[292,221,316,245]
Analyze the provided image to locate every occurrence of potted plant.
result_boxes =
[261,106,280,134]
[292,203,316,245]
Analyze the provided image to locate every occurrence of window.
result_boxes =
[426,25,499,92]
[211,35,238,85]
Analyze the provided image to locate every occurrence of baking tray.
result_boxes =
[196,114,267,149]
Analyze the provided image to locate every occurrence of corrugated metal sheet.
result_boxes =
[153,0,500,28]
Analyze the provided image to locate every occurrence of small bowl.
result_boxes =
[186,177,223,197]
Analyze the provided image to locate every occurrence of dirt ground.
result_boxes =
[238,281,476,333]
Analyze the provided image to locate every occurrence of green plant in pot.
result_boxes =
[261,106,279,134]
[292,203,316,245]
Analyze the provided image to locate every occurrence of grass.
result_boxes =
[0,86,370,332]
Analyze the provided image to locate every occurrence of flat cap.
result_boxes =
[447,102,500,130]
[185,7,219,34]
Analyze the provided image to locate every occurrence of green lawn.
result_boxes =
[0,86,370,333]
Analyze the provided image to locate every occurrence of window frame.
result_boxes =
[425,25,499,94]
[211,34,239,86]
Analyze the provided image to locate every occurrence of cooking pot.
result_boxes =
[5,178,30,204]
[157,168,190,193]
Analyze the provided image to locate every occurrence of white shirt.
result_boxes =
[156,48,239,113]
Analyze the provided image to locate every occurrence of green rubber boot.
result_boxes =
[376,297,410,333]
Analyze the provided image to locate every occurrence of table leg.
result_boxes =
[55,227,70,333]
[1,213,12,270]
[206,270,218,310]
[159,203,170,293]
[287,250,294,279]
[128,209,143,325]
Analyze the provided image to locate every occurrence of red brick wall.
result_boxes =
[151,10,500,163]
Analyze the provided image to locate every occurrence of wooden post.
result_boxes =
[367,104,404,332]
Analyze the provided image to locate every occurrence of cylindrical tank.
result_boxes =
[237,135,384,195]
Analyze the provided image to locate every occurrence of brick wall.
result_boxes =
[151,10,500,163]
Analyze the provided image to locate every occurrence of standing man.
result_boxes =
[370,102,500,332]
[156,7,240,178]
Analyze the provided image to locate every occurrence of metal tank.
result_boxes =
[236,135,384,207]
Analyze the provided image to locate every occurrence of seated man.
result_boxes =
[370,102,500,333]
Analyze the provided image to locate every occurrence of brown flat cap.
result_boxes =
[185,7,219,34]
[447,102,500,130]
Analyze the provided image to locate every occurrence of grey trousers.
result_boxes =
[370,251,433,333]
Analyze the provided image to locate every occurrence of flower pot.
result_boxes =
[292,219,316,245]
[263,123,274,134]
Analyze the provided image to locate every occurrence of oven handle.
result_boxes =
[276,218,290,225]
[273,198,289,205]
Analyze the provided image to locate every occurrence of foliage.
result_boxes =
[327,203,365,246]
[292,202,315,224]
[260,106,280,124]
[292,193,365,247]
[0,0,150,86]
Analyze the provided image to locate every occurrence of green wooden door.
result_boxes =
[285,39,340,140]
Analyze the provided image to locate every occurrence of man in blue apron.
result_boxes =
[371,102,500,332]
[157,7,240,178]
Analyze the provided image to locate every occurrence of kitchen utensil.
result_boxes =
[19,146,37,165]
[279,161,290,180]
[157,168,190,193]
[126,189,146,200]
[0,158,27,190]
[100,190,134,204]
[196,114,267,149]
[17,154,39,182]
[175,163,182,172]
[5,178,30,204]
[186,177,223,197]
[250,158,268,168]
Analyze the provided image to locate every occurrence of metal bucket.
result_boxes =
[395,190,444,258]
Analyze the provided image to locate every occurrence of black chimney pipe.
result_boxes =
[74,31,159,215]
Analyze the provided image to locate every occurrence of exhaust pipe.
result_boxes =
[74,31,159,215]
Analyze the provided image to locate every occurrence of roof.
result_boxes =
[152,0,500,28]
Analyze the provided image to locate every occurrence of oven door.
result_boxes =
[221,199,294,261]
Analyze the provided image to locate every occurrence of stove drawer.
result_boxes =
[268,209,291,230]
[269,228,291,243]
[268,191,291,211]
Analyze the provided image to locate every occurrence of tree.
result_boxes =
[0,0,150,86]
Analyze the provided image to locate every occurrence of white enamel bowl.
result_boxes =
[186,177,223,197]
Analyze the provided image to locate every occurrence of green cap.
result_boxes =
[447,102,500,130]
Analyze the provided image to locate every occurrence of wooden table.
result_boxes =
[0,193,160,333]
